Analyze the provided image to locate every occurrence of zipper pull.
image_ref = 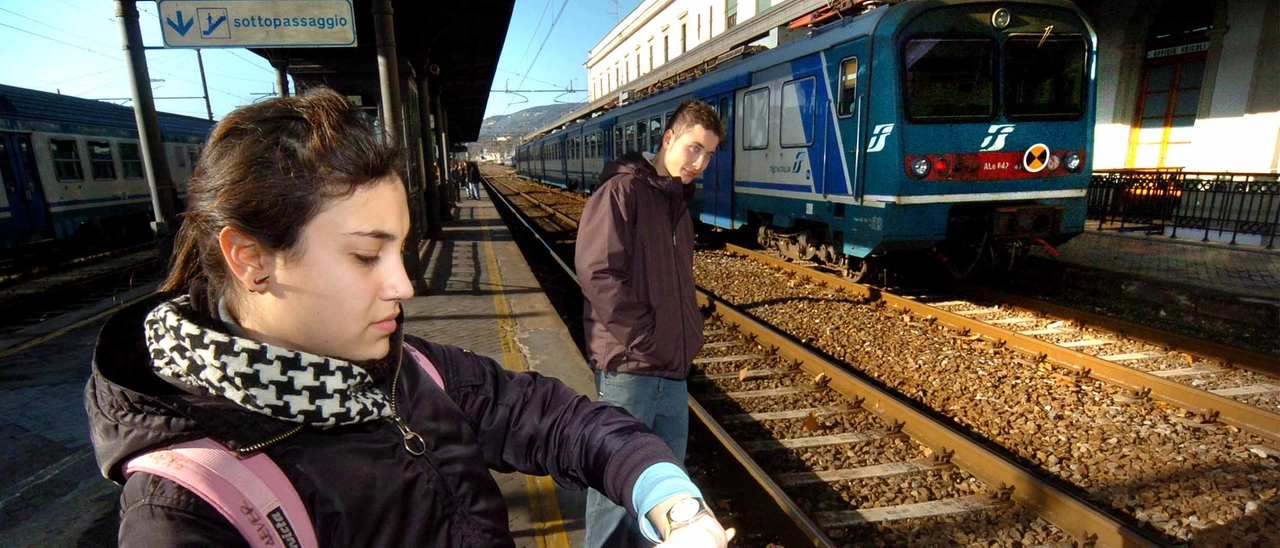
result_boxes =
[393,416,427,456]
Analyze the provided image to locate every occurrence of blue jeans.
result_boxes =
[583,371,688,548]
[466,181,480,199]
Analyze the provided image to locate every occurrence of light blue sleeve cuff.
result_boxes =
[632,462,703,544]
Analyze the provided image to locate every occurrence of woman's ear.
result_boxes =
[218,227,273,293]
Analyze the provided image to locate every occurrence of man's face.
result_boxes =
[661,124,720,185]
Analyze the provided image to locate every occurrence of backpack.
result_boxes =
[124,342,444,548]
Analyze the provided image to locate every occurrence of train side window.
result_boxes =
[649,116,662,153]
[625,123,636,153]
[87,141,116,180]
[742,87,770,150]
[838,57,858,117]
[637,120,648,154]
[49,138,84,182]
[781,77,816,148]
[175,145,187,168]
[119,142,144,179]
[615,126,623,157]
[188,146,199,168]
[664,111,673,131]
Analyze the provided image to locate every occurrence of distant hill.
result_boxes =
[479,102,584,139]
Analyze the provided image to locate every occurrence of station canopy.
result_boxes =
[250,0,515,143]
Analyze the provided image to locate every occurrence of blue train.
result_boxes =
[0,84,213,251]
[517,0,1096,279]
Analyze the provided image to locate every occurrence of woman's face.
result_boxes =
[243,176,414,362]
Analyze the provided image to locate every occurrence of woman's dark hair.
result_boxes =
[162,87,403,300]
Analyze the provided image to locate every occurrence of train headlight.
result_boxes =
[908,157,931,179]
[992,8,1011,29]
[1064,151,1083,172]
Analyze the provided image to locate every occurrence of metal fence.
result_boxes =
[1087,170,1280,248]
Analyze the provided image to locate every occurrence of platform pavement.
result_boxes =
[1037,227,1280,301]
[0,186,597,546]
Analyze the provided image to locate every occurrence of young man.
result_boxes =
[576,98,726,547]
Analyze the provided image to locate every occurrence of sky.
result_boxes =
[0,0,640,125]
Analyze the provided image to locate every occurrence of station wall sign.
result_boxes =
[157,0,357,48]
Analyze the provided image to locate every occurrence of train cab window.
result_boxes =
[838,57,858,116]
[903,38,995,122]
[649,117,662,153]
[49,138,84,182]
[119,142,144,179]
[743,87,770,150]
[87,141,116,180]
[781,78,816,148]
[1004,34,1086,120]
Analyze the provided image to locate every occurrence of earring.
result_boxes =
[253,275,270,285]
[394,288,401,300]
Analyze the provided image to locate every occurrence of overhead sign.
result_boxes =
[157,0,357,48]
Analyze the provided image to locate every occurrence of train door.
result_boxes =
[696,91,735,228]
[825,39,869,199]
[0,132,50,236]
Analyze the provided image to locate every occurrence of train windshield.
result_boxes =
[902,38,995,122]
[1004,34,1087,120]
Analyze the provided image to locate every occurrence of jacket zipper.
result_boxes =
[390,349,427,455]
[236,424,304,456]
[671,208,687,372]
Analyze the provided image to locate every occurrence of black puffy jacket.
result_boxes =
[84,292,678,547]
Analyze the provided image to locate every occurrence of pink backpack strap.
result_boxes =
[404,341,445,389]
[124,438,318,548]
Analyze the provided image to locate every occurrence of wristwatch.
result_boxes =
[663,497,711,539]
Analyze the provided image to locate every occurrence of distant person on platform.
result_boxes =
[466,161,482,200]
[575,98,725,547]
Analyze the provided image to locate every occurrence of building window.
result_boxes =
[697,14,702,41]
[664,36,669,63]
[743,87,770,150]
[757,0,771,15]
[648,46,653,73]
[727,0,738,29]
[781,78,816,148]
[119,142,144,178]
[50,138,84,182]
[87,140,116,180]
[838,57,858,116]
[681,24,687,54]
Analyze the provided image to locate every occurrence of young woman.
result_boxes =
[85,88,732,547]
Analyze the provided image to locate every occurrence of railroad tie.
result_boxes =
[701,340,748,349]
[813,494,1003,528]
[986,317,1038,325]
[693,354,767,364]
[1018,327,1077,336]
[741,431,887,451]
[693,368,791,381]
[774,458,949,487]
[1147,364,1225,377]
[1100,351,1172,363]
[955,307,1001,316]
[1058,339,1116,348]
[1211,383,1280,397]
[718,405,854,424]
[699,386,813,401]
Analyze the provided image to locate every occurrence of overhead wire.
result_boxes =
[505,0,573,114]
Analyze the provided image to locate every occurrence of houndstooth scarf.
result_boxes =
[144,296,394,427]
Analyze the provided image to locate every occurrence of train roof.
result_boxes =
[0,83,215,141]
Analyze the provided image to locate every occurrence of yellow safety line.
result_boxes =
[0,291,156,360]
[479,217,571,548]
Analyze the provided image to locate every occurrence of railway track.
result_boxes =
[484,169,1168,546]
[484,166,1280,545]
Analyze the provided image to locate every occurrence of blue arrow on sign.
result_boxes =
[166,11,194,36]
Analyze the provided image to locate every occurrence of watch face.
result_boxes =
[669,498,702,522]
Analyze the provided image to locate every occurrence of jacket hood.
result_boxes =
[84,285,406,483]
[601,151,690,201]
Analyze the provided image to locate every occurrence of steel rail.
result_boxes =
[695,290,1161,547]
[954,282,1279,378]
[724,244,1280,443]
